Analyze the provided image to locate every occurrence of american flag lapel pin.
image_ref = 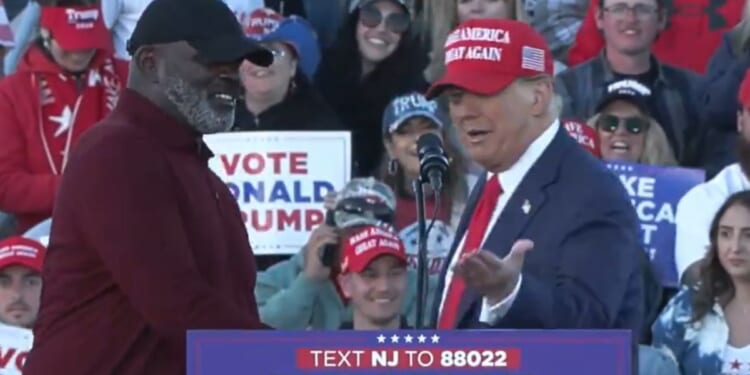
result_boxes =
[522,200,531,214]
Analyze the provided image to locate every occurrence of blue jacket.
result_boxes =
[652,286,727,375]
[431,126,644,334]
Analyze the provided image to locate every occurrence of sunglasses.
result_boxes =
[359,5,410,34]
[596,114,649,135]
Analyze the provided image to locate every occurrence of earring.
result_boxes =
[388,159,398,175]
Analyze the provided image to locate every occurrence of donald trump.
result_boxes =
[426,19,643,335]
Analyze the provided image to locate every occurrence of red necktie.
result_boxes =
[437,175,502,329]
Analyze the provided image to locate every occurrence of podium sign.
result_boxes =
[187,330,631,374]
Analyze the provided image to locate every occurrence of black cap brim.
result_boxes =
[190,34,274,67]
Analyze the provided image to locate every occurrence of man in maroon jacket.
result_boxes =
[23,0,274,374]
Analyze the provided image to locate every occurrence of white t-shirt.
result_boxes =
[722,345,750,375]
[101,0,265,60]
[0,325,33,375]
[674,164,750,279]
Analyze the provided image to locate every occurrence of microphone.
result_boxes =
[417,133,449,192]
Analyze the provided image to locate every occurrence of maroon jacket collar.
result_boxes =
[111,89,214,160]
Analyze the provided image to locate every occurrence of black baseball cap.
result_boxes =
[127,0,273,67]
[596,79,652,115]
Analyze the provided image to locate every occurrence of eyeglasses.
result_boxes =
[359,5,410,34]
[597,114,649,134]
[602,3,659,19]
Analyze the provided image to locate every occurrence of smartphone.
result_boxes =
[319,210,338,267]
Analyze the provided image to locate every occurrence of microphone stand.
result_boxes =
[413,178,429,330]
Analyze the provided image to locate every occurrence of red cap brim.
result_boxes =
[346,251,407,274]
[426,70,516,100]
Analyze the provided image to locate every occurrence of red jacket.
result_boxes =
[568,0,743,73]
[0,46,128,233]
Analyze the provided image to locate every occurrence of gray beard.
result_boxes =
[162,75,236,134]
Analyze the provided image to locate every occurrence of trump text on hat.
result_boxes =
[393,95,437,116]
[66,8,99,29]
[219,151,334,232]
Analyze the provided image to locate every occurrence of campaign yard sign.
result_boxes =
[606,162,704,287]
[187,330,631,375]
[205,131,351,255]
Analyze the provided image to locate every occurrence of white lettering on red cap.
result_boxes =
[445,46,503,64]
[0,245,39,260]
[564,121,596,150]
[354,237,401,255]
[65,8,99,30]
[348,226,395,246]
[445,27,511,48]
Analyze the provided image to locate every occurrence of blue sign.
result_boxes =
[606,162,705,287]
[187,330,631,374]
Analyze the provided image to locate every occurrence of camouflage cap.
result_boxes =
[333,177,396,228]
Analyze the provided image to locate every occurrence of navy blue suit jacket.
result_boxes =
[433,126,644,333]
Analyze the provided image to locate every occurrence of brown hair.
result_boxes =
[690,190,750,322]
[377,118,470,208]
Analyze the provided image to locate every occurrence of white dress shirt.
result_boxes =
[674,163,750,278]
[438,120,560,326]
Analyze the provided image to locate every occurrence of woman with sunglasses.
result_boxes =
[314,0,428,177]
[587,79,677,166]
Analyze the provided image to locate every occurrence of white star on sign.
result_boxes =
[417,334,427,343]
[49,106,73,137]
[404,334,413,343]
[431,334,440,343]
[376,334,386,343]
[390,334,400,343]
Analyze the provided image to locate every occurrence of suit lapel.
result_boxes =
[454,126,573,326]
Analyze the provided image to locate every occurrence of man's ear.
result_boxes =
[134,46,159,84]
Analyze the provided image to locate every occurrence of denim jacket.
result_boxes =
[651,286,727,375]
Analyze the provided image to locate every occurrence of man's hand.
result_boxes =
[302,225,339,280]
[453,239,534,305]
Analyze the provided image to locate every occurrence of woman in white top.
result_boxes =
[653,190,750,375]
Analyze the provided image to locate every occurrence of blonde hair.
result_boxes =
[586,113,678,166]
[421,0,521,82]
